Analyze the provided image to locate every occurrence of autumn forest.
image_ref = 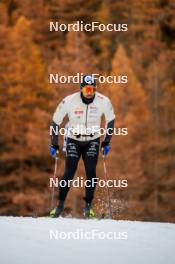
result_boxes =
[0,0,175,222]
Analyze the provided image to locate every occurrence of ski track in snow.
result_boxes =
[0,217,174,264]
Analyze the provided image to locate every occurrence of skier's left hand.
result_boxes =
[101,141,110,157]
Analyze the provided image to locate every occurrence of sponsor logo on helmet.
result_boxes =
[84,75,94,84]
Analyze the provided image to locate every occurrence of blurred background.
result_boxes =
[0,0,175,222]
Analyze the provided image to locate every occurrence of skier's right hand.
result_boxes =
[49,144,59,158]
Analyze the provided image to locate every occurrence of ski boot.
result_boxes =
[50,201,64,218]
[84,203,96,219]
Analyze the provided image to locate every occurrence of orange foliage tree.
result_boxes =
[105,45,150,220]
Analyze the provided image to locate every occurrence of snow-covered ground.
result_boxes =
[0,217,174,264]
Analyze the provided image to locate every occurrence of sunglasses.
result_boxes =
[82,85,95,97]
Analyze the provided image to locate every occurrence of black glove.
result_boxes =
[101,141,109,148]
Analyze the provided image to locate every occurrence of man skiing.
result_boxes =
[49,74,115,218]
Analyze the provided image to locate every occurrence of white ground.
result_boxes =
[0,217,174,264]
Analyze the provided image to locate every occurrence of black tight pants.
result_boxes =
[58,137,100,204]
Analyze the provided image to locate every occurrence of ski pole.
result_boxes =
[50,155,58,211]
[102,154,113,219]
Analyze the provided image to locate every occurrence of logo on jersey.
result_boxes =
[74,106,84,115]
[75,111,84,114]
[97,95,104,99]
[90,106,98,114]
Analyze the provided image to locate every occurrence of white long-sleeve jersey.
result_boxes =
[53,92,115,141]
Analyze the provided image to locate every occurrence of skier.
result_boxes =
[49,74,115,218]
